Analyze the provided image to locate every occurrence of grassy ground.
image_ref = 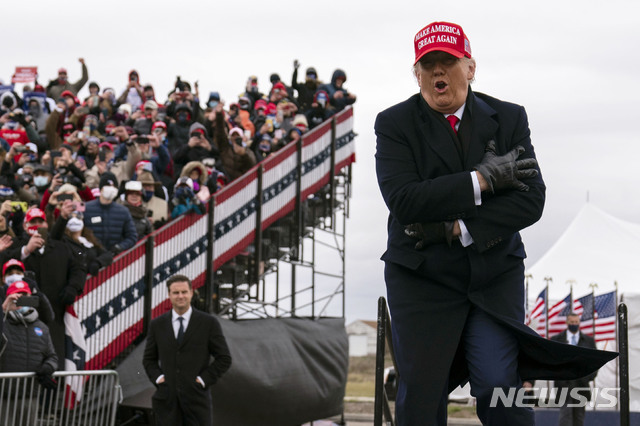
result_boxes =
[345,356,477,418]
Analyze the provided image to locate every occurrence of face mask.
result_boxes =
[142,190,154,202]
[568,324,580,333]
[177,112,188,123]
[101,186,118,201]
[26,225,40,236]
[5,274,24,285]
[208,101,219,108]
[34,175,50,188]
[17,306,30,315]
[29,105,40,116]
[67,217,84,232]
[192,182,200,192]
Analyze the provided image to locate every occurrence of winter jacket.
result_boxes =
[318,69,355,112]
[46,63,88,101]
[213,111,256,182]
[83,199,137,253]
[0,310,58,374]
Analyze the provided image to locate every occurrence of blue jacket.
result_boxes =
[83,199,138,252]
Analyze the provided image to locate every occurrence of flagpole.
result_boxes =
[567,279,575,314]
[525,273,532,321]
[544,276,552,339]
[615,281,619,411]
[589,282,598,336]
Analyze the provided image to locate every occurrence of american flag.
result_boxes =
[64,306,87,409]
[593,291,617,342]
[574,293,595,335]
[547,294,572,337]
[527,288,547,337]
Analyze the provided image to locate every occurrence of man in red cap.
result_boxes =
[46,58,89,101]
[375,21,615,425]
[0,279,58,395]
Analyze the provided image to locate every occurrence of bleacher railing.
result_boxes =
[74,107,356,370]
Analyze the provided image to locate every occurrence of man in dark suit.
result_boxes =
[375,21,615,426]
[143,274,232,426]
[551,313,598,426]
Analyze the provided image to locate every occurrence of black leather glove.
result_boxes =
[59,286,77,305]
[474,140,538,193]
[36,364,57,390]
[88,261,101,276]
[404,221,454,250]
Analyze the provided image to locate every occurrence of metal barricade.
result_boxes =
[0,370,121,426]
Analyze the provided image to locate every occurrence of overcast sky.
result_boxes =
[4,0,640,323]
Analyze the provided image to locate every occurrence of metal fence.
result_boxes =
[0,370,121,426]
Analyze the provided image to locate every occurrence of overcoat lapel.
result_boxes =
[416,98,463,172]
[464,92,499,169]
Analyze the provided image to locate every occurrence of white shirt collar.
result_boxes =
[567,330,580,341]
[172,306,192,322]
[444,103,466,122]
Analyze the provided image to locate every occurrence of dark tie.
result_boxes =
[177,317,184,345]
[446,115,459,134]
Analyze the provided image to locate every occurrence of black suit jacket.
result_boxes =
[143,308,231,425]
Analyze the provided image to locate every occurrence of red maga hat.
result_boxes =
[6,280,31,296]
[24,207,46,223]
[414,21,471,65]
[3,259,25,276]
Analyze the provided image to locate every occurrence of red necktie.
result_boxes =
[446,115,459,134]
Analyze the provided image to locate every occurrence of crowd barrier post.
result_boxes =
[142,235,154,337]
[205,196,216,314]
[618,303,629,426]
[374,296,396,426]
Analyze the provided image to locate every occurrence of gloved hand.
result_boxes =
[473,140,539,193]
[59,286,77,305]
[404,221,454,250]
[88,261,101,276]
[36,364,57,390]
[111,244,123,256]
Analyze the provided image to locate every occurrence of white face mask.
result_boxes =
[101,185,118,201]
[67,217,84,233]
[5,274,24,285]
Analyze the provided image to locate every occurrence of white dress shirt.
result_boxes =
[444,103,482,247]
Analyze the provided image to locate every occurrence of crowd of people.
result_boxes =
[0,59,356,383]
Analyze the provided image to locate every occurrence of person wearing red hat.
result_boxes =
[45,58,88,101]
[1,279,58,396]
[1,257,55,325]
[374,21,614,426]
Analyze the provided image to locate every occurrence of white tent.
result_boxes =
[526,203,640,411]
[526,203,640,300]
